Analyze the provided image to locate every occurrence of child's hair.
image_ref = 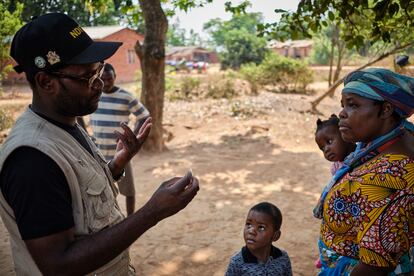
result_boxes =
[316,114,339,133]
[250,202,282,231]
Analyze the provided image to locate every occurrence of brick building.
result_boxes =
[84,26,144,83]
[4,26,144,84]
[268,40,313,59]
[166,46,219,63]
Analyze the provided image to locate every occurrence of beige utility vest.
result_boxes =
[0,108,131,275]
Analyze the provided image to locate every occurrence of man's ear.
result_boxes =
[35,72,57,94]
[379,102,395,119]
[272,230,281,242]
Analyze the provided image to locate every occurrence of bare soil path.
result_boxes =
[0,85,343,275]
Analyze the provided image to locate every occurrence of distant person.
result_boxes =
[395,55,409,67]
[395,55,413,76]
[225,202,292,276]
[178,58,187,72]
[90,63,149,216]
[196,61,208,74]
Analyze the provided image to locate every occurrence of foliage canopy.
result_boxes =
[0,1,23,85]
[264,0,414,50]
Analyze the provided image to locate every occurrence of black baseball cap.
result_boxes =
[10,13,122,74]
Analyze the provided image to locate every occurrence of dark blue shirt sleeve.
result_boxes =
[0,147,74,240]
[225,256,239,276]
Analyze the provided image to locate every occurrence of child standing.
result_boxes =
[225,202,292,276]
[315,114,356,176]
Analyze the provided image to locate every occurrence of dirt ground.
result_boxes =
[0,82,344,275]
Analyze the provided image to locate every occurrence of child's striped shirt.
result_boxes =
[90,87,149,159]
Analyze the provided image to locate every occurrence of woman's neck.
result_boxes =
[364,119,401,144]
[381,130,414,158]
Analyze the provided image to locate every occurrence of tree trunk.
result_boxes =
[135,0,168,151]
[327,25,339,97]
[310,42,414,113]
[328,38,335,86]
[332,42,345,84]
[325,45,343,99]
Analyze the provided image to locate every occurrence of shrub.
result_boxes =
[180,76,201,98]
[239,63,262,94]
[205,74,237,99]
[239,53,313,94]
[0,108,13,131]
[165,76,179,100]
[165,73,239,101]
[165,76,201,101]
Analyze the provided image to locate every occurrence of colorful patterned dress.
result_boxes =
[320,154,414,274]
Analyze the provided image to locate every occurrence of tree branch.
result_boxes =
[310,42,414,113]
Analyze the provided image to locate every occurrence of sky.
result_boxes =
[170,0,301,36]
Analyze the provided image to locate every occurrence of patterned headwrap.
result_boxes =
[342,68,414,118]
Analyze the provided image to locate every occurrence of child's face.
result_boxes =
[315,125,351,162]
[244,210,279,253]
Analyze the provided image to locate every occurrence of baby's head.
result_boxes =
[244,202,282,252]
[315,114,355,162]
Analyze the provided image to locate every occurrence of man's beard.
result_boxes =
[55,79,100,117]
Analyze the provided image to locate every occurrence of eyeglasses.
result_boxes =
[49,62,105,89]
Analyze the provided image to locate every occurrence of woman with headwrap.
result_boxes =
[314,68,414,276]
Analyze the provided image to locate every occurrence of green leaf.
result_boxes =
[328,11,335,21]
[388,3,400,16]
[401,0,410,8]
[381,31,391,42]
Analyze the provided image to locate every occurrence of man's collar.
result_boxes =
[241,245,282,263]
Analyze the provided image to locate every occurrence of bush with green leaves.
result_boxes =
[1,3,23,87]
[240,53,313,94]
[220,29,269,70]
[165,76,201,101]
[0,108,13,131]
[166,73,239,101]
[239,63,262,94]
[206,77,236,99]
[180,76,200,98]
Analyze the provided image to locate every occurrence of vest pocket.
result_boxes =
[85,175,113,232]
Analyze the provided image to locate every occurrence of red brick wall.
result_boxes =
[100,29,144,83]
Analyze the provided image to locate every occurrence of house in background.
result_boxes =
[166,46,219,63]
[4,26,143,84]
[268,40,313,59]
[84,26,144,83]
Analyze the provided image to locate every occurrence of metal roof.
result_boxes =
[268,40,313,49]
[83,26,126,39]
[166,46,211,56]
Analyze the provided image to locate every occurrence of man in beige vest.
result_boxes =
[0,13,199,275]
